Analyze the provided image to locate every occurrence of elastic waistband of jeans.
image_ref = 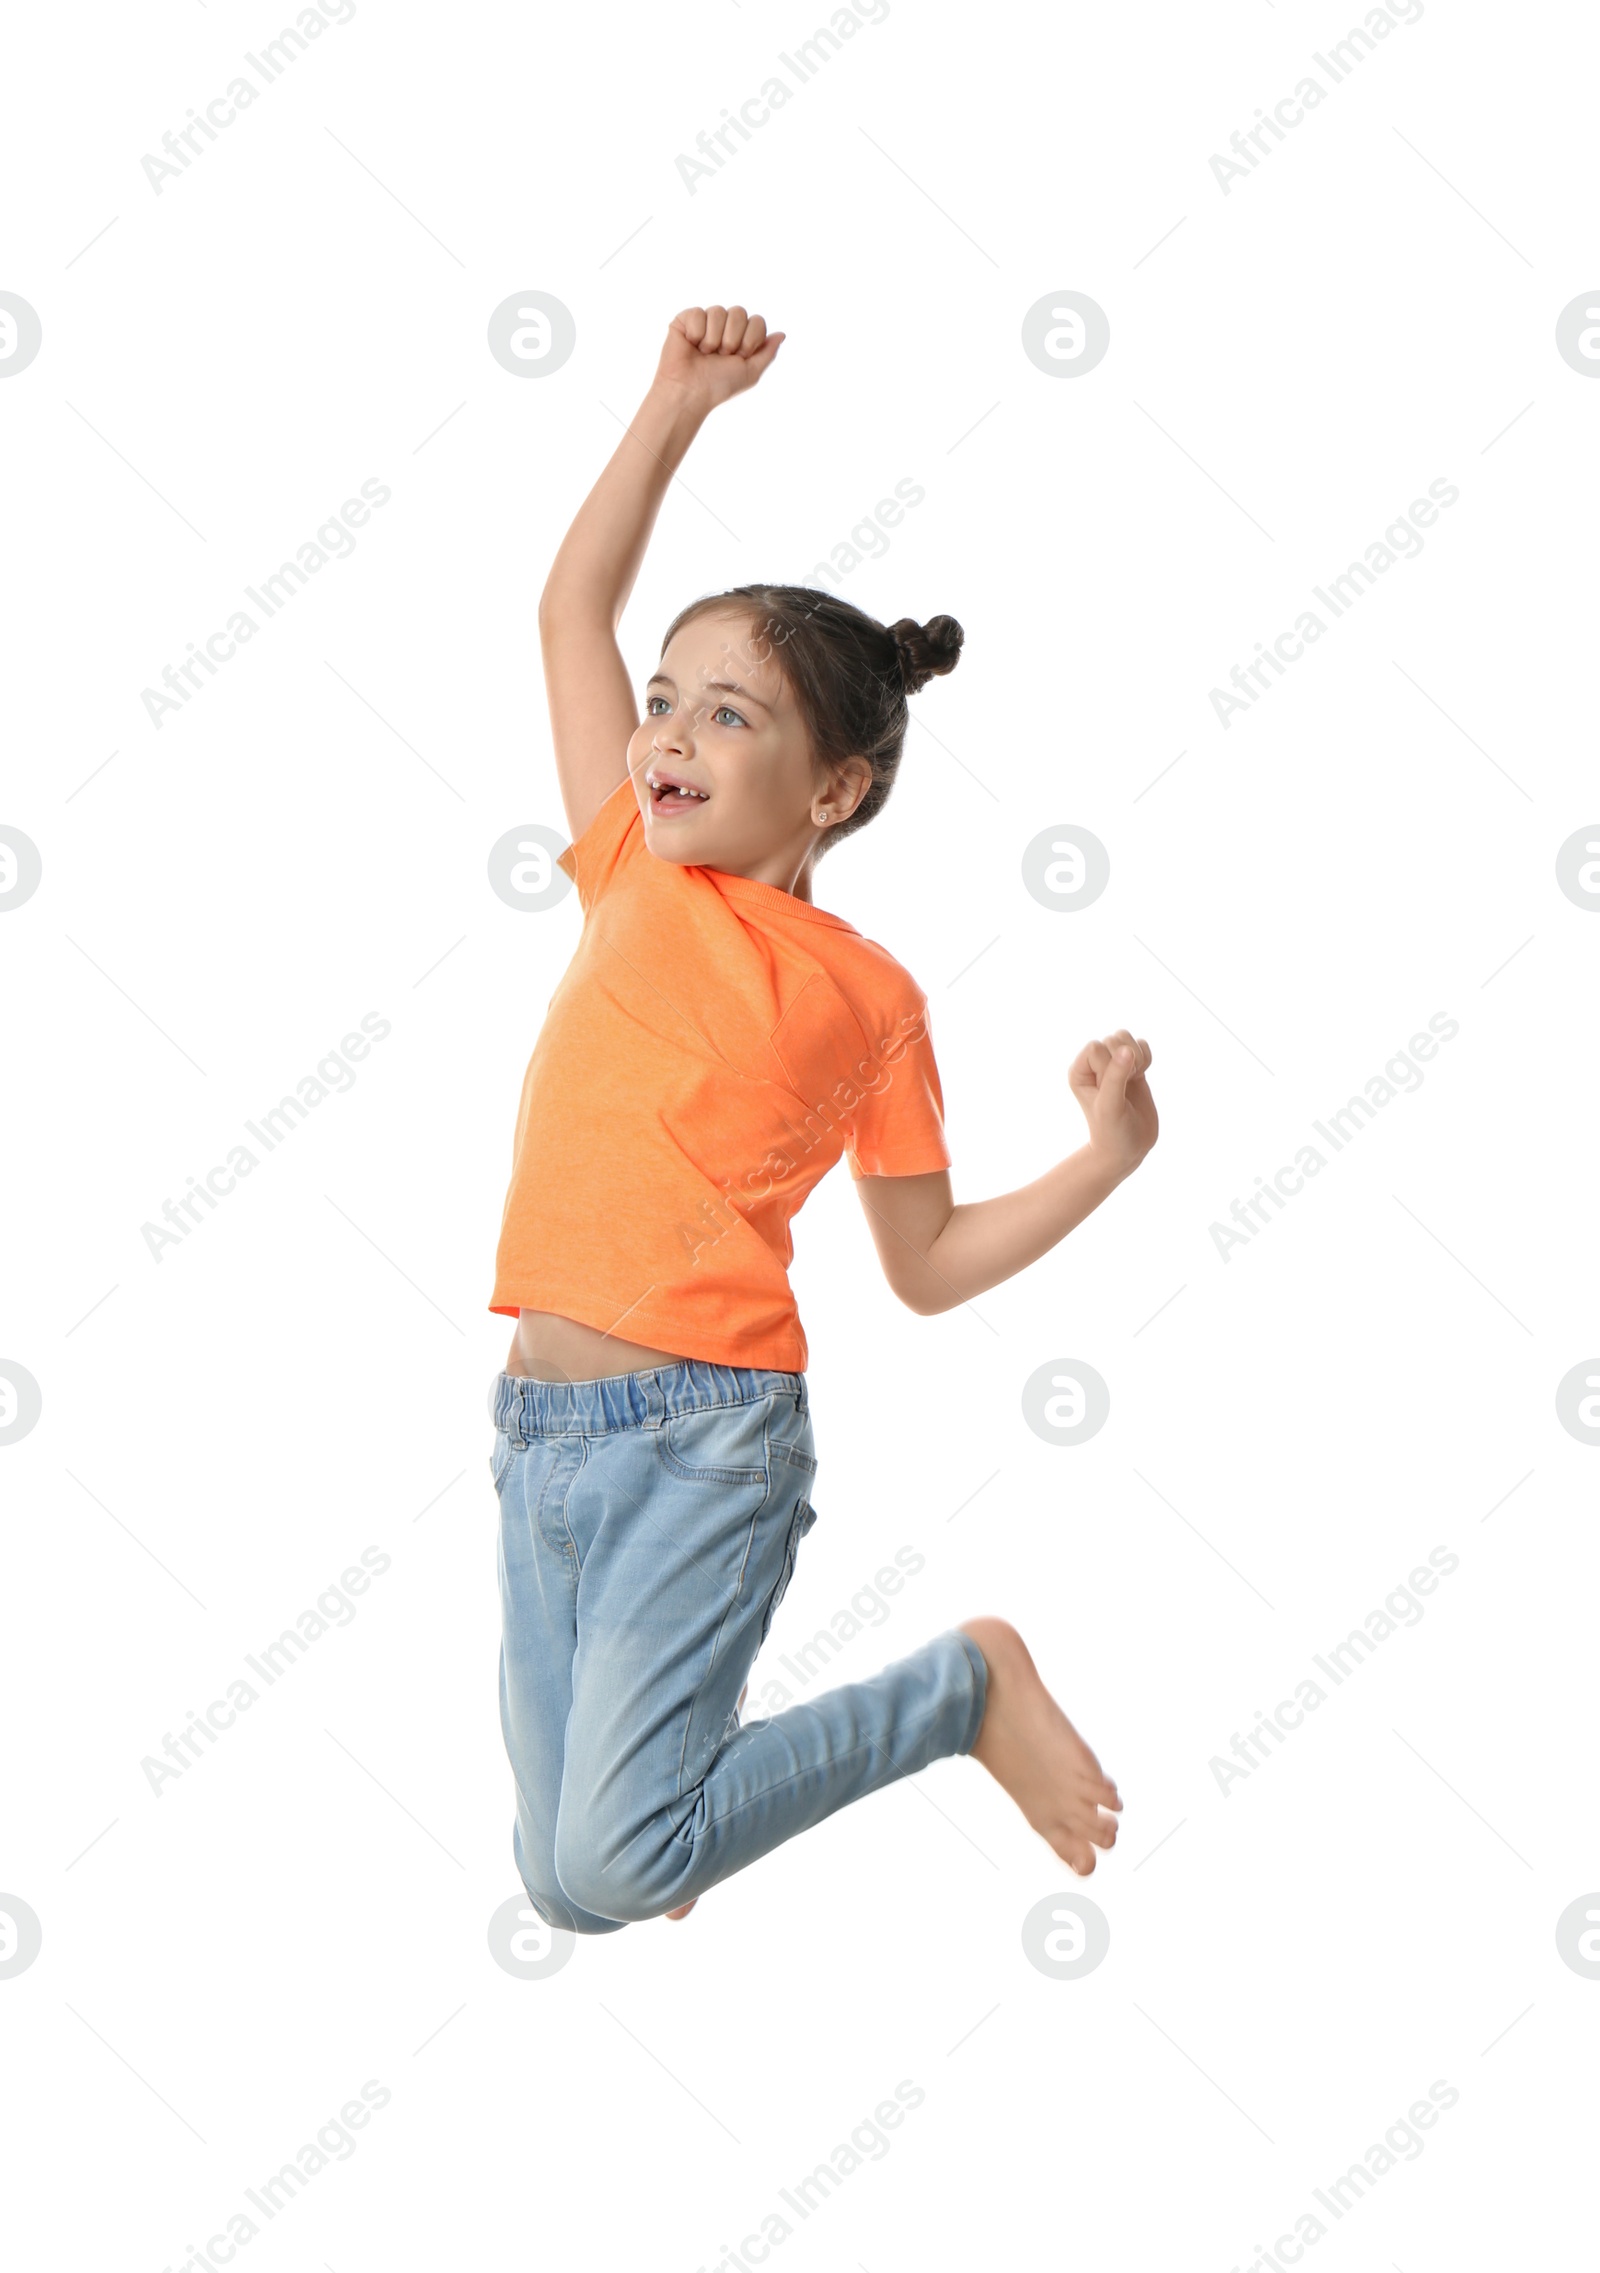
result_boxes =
[491,1356,807,1440]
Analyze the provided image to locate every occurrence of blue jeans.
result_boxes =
[490,1358,988,1933]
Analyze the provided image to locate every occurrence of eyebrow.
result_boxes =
[645,673,772,713]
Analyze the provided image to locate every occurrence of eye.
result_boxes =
[645,694,671,716]
[712,704,747,728]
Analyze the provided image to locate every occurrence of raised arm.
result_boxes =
[539,304,785,842]
[856,1032,1158,1314]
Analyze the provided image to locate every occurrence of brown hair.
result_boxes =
[658,584,963,856]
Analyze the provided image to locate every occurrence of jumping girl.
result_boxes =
[488,304,1158,1932]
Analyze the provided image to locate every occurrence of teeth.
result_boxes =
[648,773,708,799]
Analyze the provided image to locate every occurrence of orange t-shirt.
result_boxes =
[489,772,952,1370]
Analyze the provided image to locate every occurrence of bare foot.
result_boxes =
[667,1680,749,1920]
[958,1617,1121,1874]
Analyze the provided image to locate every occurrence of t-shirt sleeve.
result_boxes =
[844,990,953,1180]
[556,772,643,915]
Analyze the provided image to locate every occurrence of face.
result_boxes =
[627,611,867,885]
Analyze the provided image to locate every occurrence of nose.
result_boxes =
[650,697,691,758]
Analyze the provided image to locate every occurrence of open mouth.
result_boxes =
[645,767,711,817]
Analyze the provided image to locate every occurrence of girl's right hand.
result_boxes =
[654,305,785,413]
[1069,1030,1159,1179]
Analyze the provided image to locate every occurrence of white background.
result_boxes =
[3,1,1598,2267]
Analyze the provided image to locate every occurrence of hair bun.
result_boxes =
[887,613,963,696]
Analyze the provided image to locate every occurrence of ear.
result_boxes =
[814,756,874,826]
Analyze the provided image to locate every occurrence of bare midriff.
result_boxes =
[507,1307,693,1383]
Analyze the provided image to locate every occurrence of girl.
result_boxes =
[488,304,1158,1933]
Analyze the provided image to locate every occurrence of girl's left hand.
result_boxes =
[1069,1030,1159,1177]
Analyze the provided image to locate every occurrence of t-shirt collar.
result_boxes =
[698,865,860,933]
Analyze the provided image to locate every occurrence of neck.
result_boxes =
[714,826,824,900]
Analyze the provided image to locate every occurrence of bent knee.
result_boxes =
[520,1878,627,1937]
[553,1815,686,1925]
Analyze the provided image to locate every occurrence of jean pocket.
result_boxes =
[770,1436,818,1476]
[655,1395,772,1485]
[489,1429,519,1493]
[759,1497,817,1646]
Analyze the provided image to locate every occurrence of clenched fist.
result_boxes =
[1069,1030,1158,1179]
[653,305,785,413]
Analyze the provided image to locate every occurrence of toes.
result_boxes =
[1052,1826,1098,1874]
